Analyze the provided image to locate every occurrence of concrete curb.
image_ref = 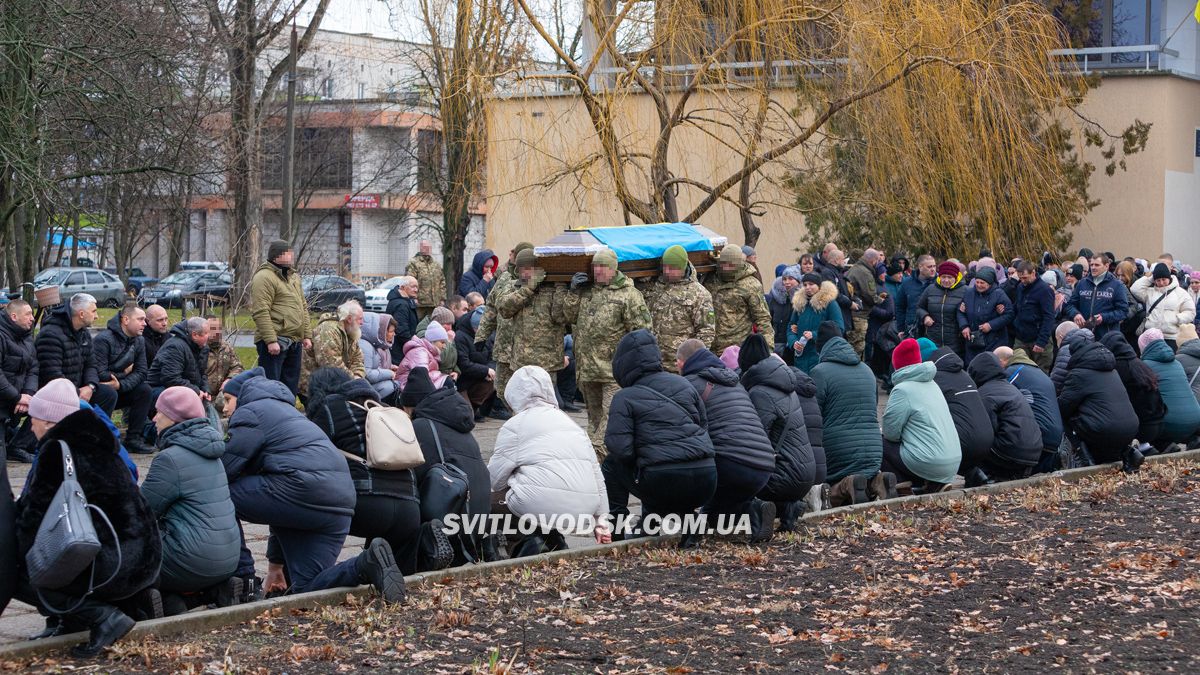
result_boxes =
[3,449,1197,661]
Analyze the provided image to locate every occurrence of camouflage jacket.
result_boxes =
[644,268,715,372]
[301,313,366,395]
[706,264,775,353]
[206,341,244,396]
[406,254,446,308]
[476,266,519,363]
[560,272,652,383]
[497,279,568,372]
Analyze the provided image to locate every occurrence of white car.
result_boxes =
[364,276,405,312]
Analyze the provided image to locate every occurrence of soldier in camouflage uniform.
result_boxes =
[706,245,774,354]
[204,317,244,416]
[496,248,569,378]
[406,240,446,319]
[475,241,534,401]
[644,245,715,372]
[560,247,652,461]
[300,300,366,398]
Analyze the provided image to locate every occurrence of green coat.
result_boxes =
[497,280,568,372]
[476,266,519,363]
[561,271,652,383]
[250,262,310,344]
[706,264,774,352]
[1141,340,1200,442]
[882,361,962,484]
[810,337,881,481]
[406,253,446,308]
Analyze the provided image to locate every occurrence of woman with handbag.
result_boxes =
[14,379,162,657]
[1131,263,1196,352]
[306,367,450,574]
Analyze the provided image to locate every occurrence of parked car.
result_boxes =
[303,275,366,312]
[178,261,229,273]
[139,270,233,309]
[364,276,405,312]
[32,267,127,308]
[104,267,159,294]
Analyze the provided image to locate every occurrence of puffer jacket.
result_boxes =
[223,375,356,516]
[680,349,775,473]
[766,272,799,348]
[412,383,490,521]
[1131,276,1197,340]
[605,329,716,471]
[958,284,1014,362]
[1058,341,1139,445]
[741,356,817,501]
[141,417,240,589]
[1176,339,1200,404]
[91,314,149,391]
[358,312,398,400]
[148,321,210,394]
[453,312,492,388]
[968,353,1043,468]
[882,361,962,484]
[1051,328,1094,395]
[35,304,99,389]
[1141,339,1200,442]
[396,336,447,390]
[790,367,827,484]
[810,337,881,482]
[786,281,843,373]
[895,275,932,335]
[249,261,309,344]
[1005,349,1065,451]
[457,249,499,299]
[0,311,37,413]
[916,277,969,355]
[1100,332,1166,430]
[929,347,994,469]
[385,289,419,363]
[488,366,607,533]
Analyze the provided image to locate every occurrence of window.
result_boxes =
[261,127,353,190]
[86,272,106,285]
[1058,0,1162,66]
[416,129,443,193]
[65,272,85,286]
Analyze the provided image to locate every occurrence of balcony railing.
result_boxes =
[1048,44,1181,74]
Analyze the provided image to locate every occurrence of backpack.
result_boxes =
[348,400,425,470]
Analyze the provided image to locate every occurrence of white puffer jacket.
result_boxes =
[1131,276,1197,340]
[488,366,608,535]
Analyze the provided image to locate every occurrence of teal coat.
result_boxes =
[786,281,844,373]
[882,361,962,484]
[1141,340,1200,442]
[141,417,241,591]
[810,337,881,481]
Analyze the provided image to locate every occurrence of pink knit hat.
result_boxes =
[719,345,741,370]
[156,386,205,423]
[1138,328,1165,353]
[29,379,79,423]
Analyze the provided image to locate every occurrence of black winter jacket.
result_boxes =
[308,377,417,500]
[386,289,419,363]
[1005,353,1065,451]
[453,313,492,387]
[412,383,490,520]
[916,280,969,356]
[1100,332,1167,427]
[223,375,356,516]
[680,349,775,473]
[92,314,148,390]
[148,322,209,394]
[35,304,99,389]
[0,311,37,413]
[1058,341,1139,444]
[741,356,817,501]
[929,347,994,468]
[605,329,715,471]
[143,328,168,367]
[790,367,827,485]
[968,353,1043,467]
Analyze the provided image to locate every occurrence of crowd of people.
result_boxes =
[3,236,1199,658]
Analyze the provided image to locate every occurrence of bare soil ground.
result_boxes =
[5,460,1199,674]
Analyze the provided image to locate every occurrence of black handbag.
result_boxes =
[417,420,470,523]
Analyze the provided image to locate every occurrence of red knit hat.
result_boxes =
[937,261,960,278]
[892,338,923,371]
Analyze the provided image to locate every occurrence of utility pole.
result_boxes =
[281,22,298,241]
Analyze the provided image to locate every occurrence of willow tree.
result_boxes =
[512,0,1121,251]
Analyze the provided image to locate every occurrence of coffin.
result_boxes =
[533,222,727,282]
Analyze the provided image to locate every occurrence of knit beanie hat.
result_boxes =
[937,261,960,278]
[430,307,454,326]
[917,337,938,361]
[29,379,79,423]
[1041,270,1058,287]
[738,333,772,372]
[591,248,618,271]
[1068,264,1085,280]
[425,321,449,342]
[223,366,264,399]
[782,265,803,282]
[401,367,436,408]
[719,346,740,369]
[662,245,689,271]
[774,264,787,279]
[1055,321,1079,344]
[1153,262,1172,281]
[886,261,904,276]
[1189,271,1200,284]
[813,320,843,354]
[892,338,923,371]
[719,245,745,266]
[741,245,756,258]
[1138,328,1164,353]
[156,386,205,423]
[515,248,538,268]
[974,266,997,286]
[801,272,823,286]
[1177,323,1198,345]
[267,239,292,264]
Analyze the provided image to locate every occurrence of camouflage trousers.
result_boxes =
[496,361,514,401]
[849,315,869,358]
[579,380,619,463]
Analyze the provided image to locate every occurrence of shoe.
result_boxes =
[777,501,804,532]
[511,534,548,558]
[1074,440,1096,467]
[124,436,155,455]
[239,575,263,604]
[868,471,899,500]
[212,577,245,608]
[1122,445,1145,474]
[129,587,163,621]
[162,592,190,617]
[359,539,406,603]
[6,445,34,463]
[70,609,135,658]
[474,413,487,423]
[481,532,509,563]
[560,404,582,413]
[964,467,995,489]
[678,532,703,549]
[803,483,830,513]
[29,617,62,640]
[749,500,776,543]
[488,408,512,421]
[421,520,455,570]
[829,475,869,507]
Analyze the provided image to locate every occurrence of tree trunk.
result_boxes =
[227,0,262,311]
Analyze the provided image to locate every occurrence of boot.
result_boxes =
[211,577,245,609]
[803,483,831,513]
[1072,440,1095,468]
[777,501,804,532]
[964,467,995,489]
[749,499,776,543]
[5,445,34,463]
[162,592,190,617]
[70,609,135,658]
[678,532,703,549]
[829,475,868,507]
[124,436,155,455]
[511,534,548,558]
[358,539,406,603]
[481,532,509,563]
[1122,444,1145,474]
[867,472,899,500]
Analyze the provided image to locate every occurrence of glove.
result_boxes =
[532,269,547,286]
[570,272,590,290]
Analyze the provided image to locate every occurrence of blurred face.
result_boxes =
[519,266,535,283]
[974,279,991,293]
[592,264,615,285]
[1089,257,1107,278]
[719,261,738,276]
[663,264,684,282]
[122,308,146,337]
[147,306,169,333]
[420,241,432,256]
[275,250,294,267]
[782,276,799,292]
[800,258,814,274]
[9,304,33,331]
[207,319,222,346]
[803,281,819,296]
[1018,270,1036,286]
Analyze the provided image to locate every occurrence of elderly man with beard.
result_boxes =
[306,300,366,385]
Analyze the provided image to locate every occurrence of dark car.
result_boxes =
[139,270,233,309]
[303,275,366,312]
[104,267,159,294]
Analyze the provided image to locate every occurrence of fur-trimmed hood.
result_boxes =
[792,280,839,313]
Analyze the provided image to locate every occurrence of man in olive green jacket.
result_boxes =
[250,240,311,397]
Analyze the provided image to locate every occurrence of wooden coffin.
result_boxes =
[533,223,727,282]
